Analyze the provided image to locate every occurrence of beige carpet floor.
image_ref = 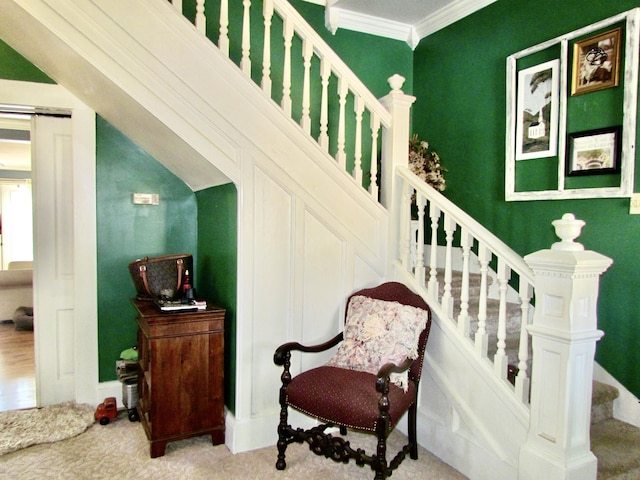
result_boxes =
[0,409,467,479]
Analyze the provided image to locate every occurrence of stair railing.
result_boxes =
[395,166,536,406]
[167,0,394,202]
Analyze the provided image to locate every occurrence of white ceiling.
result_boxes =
[305,0,496,48]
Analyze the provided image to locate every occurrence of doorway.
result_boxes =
[0,79,98,408]
[0,112,34,411]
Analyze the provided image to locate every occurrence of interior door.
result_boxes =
[31,114,75,406]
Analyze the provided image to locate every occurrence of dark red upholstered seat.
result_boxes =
[286,366,417,433]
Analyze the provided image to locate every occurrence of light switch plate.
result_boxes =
[630,194,640,214]
[133,193,159,205]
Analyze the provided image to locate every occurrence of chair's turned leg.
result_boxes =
[408,403,418,460]
[276,416,288,470]
[374,408,390,479]
[276,387,289,470]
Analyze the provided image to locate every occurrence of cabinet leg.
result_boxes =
[211,430,225,446]
[150,440,167,458]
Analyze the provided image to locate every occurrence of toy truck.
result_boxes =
[95,397,118,425]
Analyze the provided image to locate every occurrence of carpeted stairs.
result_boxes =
[591,381,640,479]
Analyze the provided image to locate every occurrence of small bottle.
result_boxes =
[182,269,192,295]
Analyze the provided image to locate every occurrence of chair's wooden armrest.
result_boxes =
[274,332,344,365]
[375,357,413,392]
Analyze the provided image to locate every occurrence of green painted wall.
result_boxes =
[195,183,238,411]
[95,118,198,381]
[414,0,640,397]
[0,39,54,83]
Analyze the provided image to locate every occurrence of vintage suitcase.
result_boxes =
[128,253,193,300]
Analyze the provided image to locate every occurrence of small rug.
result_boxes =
[0,402,95,456]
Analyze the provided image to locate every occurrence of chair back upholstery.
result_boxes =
[346,282,432,385]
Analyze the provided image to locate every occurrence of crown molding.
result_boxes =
[318,0,496,48]
[326,6,417,47]
[414,0,496,39]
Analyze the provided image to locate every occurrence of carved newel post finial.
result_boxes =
[387,74,405,93]
[551,213,585,251]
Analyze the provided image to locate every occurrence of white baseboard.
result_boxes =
[224,408,319,454]
[95,380,122,406]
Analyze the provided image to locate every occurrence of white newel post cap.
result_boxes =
[524,213,613,332]
[388,74,406,93]
[551,213,586,251]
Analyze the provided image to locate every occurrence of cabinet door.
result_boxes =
[152,332,220,437]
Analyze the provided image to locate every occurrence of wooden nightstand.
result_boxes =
[132,299,225,458]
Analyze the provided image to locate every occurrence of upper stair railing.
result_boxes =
[168,0,393,202]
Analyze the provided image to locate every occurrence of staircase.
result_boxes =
[2,1,638,478]
[591,381,640,479]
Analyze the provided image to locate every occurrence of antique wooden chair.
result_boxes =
[273,281,432,480]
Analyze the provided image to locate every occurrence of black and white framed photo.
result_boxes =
[515,59,560,160]
[566,126,621,176]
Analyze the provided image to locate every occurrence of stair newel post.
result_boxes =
[379,74,415,275]
[378,74,415,210]
[519,213,612,480]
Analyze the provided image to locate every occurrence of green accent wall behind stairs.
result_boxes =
[413,0,640,397]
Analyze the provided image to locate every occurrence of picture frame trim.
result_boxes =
[566,126,622,176]
[571,27,622,96]
[514,59,560,161]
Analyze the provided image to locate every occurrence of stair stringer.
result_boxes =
[394,268,529,480]
[0,0,393,453]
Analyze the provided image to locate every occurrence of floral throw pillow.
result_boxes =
[326,295,429,391]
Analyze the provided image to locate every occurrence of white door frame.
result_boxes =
[0,79,98,406]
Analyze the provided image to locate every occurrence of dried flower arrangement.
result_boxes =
[408,134,447,192]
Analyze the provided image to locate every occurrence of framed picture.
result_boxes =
[515,59,559,160]
[566,126,621,176]
[571,28,621,96]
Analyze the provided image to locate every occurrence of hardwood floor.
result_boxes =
[0,321,35,412]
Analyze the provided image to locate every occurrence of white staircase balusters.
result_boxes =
[241,0,252,75]
[442,213,455,318]
[281,16,294,116]
[261,0,273,95]
[219,0,229,57]
[368,112,380,198]
[353,95,364,184]
[195,0,206,34]
[318,57,331,152]
[336,77,348,169]
[494,258,509,379]
[399,182,412,270]
[300,38,313,134]
[427,203,440,302]
[515,281,533,404]
[457,227,472,337]
[475,243,490,359]
[415,193,426,288]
